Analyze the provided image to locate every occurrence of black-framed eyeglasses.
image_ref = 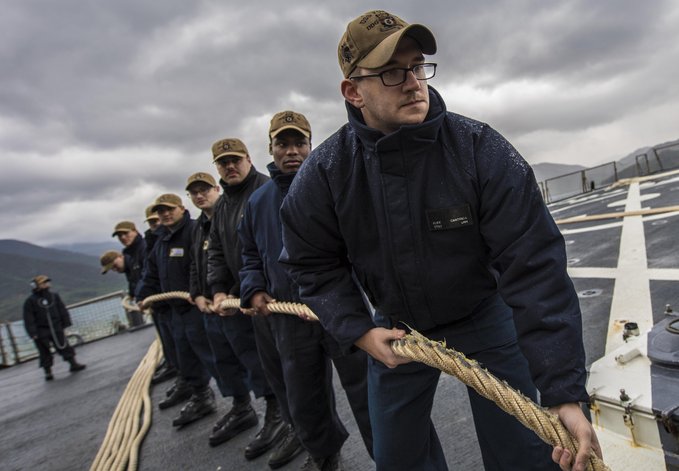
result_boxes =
[187,186,214,197]
[349,63,437,87]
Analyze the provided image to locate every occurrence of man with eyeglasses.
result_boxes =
[279,10,600,471]
[206,139,286,461]
[137,193,218,428]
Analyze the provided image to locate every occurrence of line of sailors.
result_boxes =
[99,111,371,471]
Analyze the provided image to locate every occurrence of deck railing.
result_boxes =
[540,140,679,203]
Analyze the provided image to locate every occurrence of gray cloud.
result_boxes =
[1,0,678,244]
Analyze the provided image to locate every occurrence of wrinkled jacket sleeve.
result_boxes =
[136,244,161,301]
[55,294,72,328]
[471,123,587,406]
[238,200,268,308]
[23,298,37,338]
[279,155,376,353]
[207,207,235,296]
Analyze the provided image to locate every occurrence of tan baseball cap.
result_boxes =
[337,10,436,78]
[185,172,217,190]
[269,111,311,140]
[144,205,159,222]
[32,275,51,285]
[151,193,183,212]
[112,220,137,237]
[99,250,121,274]
[211,138,249,163]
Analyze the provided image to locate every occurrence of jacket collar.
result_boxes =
[219,165,258,196]
[267,162,296,196]
[123,233,143,255]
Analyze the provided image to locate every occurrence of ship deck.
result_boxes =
[2,171,679,471]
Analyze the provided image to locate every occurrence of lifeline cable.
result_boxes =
[39,293,68,350]
[139,291,610,471]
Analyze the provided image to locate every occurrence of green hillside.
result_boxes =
[0,240,126,322]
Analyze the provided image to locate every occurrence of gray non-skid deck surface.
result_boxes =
[0,327,156,471]
[3,179,675,470]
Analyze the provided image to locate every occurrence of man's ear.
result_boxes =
[268,142,273,155]
[341,79,364,109]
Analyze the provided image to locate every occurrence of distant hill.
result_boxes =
[531,162,586,183]
[0,239,126,322]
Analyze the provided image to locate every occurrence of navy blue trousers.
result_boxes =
[370,294,559,471]
[203,313,271,399]
[153,306,178,369]
[253,314,349,458]
[171,305,213,390]
[329,344,373,458]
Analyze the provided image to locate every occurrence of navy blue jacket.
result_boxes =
[144,227,159,260]
[279,87,586,406]
[122,233,146,297]
[23,289,72,339]
[239,163,299,308]
[137,210,195,310]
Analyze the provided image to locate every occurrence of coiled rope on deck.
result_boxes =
[90,338,161,471]
[113,291,609,471]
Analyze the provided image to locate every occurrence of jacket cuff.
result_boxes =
[336,317,377,355]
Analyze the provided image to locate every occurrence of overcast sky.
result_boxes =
[2,1,678,246]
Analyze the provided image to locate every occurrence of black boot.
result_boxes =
[267,424,304,469]
[320,452,344,471]
[172,387,216,427]
[151,364,177,385]
[244,397,286,459]
[68,359,86,372]
[44,367,54,381]
[211,396,250,432]
[159,378,192,409]
[300,452,343,471]
[208,400,258,447]
[154,358,167,373]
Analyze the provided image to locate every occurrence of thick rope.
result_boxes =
[90,339,161,471]
[217,297,319,321]
[142,291,192,304]
[141,291,609,470]
[141,291,319,321]
[121,295,140,312]
[391,330,609,471]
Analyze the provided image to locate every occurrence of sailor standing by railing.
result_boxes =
[22,275,86,380]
